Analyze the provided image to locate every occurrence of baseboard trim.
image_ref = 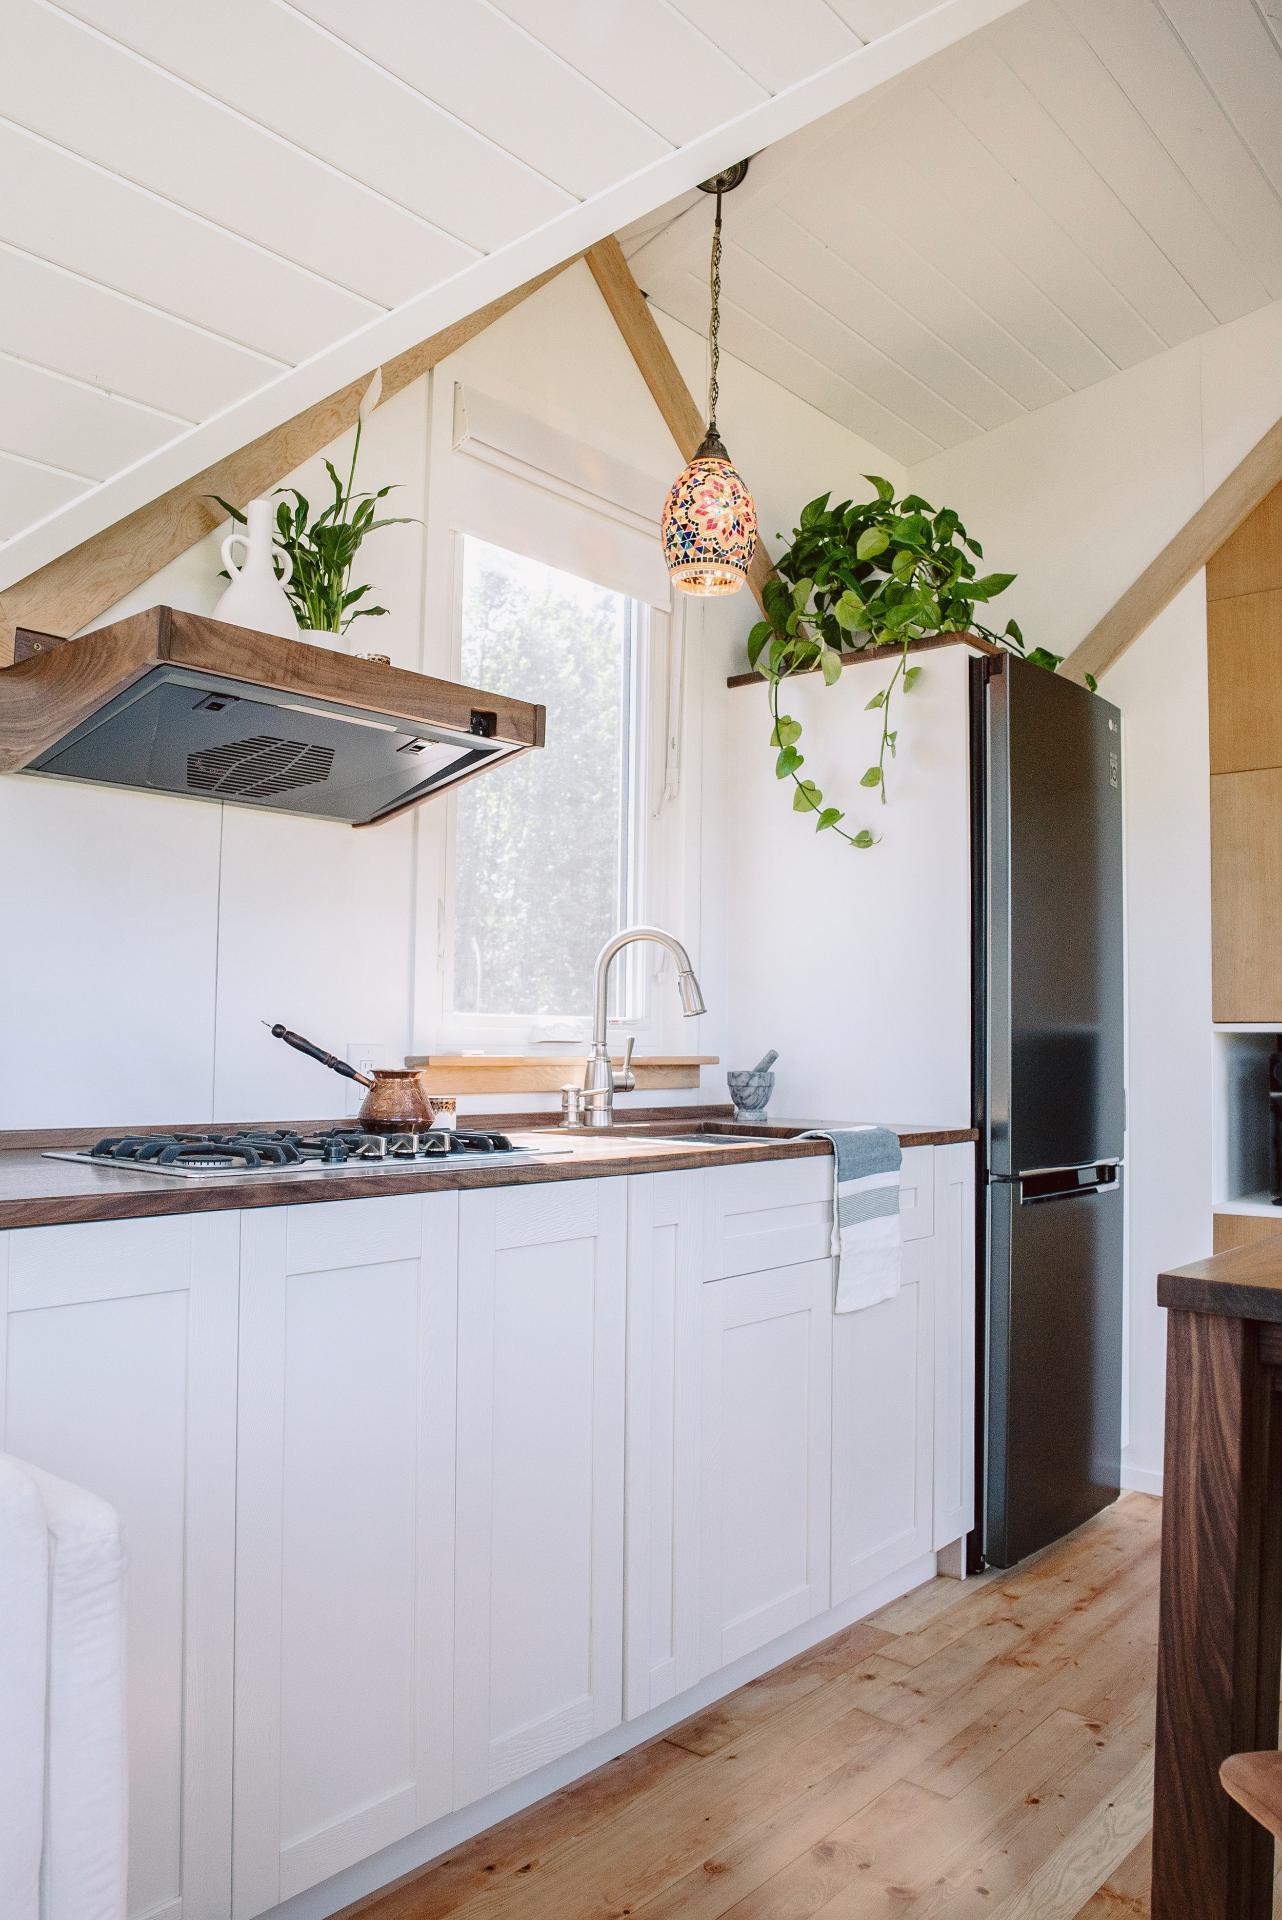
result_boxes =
[267,1549,942,1920]
[1121,1464,1163,1497]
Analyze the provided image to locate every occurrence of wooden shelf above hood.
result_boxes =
[0,605,545,827]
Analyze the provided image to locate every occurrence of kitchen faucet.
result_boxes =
[561,927,706,1129]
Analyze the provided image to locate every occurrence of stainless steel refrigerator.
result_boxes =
[971,653,1125,1569]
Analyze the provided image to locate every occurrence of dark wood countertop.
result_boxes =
[1159,1238,1282,1323]
[0,1109,976,1231]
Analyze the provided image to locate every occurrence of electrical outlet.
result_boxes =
[346,1041,384,1116]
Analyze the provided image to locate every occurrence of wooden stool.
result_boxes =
[1222,1752,1282,1844]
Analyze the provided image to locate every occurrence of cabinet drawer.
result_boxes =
[705,1146,933,1279]
[705,1157,832,1278]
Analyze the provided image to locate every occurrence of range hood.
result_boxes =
[0,607,544,827]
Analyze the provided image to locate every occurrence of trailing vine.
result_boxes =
[749,477,1082,848]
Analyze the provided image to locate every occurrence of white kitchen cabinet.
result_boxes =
[698,1257,834,1672]
[453,1177,627,1806]
[831,1144,975,1602]
[931,1143,977,1551]
[0,1213,239,1920]
[232,1193,458,1918]
[623,1169,704,1719]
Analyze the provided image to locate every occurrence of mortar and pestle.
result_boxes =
[727,1050,778,1122]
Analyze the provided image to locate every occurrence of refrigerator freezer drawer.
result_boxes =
[985,1170,1123,1568]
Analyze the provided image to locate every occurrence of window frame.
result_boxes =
[410,374,700,1062]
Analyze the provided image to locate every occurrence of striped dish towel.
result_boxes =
[795,1127,902,1312]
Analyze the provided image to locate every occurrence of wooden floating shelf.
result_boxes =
[726,630,1002,690]
[405,1053,720,1094]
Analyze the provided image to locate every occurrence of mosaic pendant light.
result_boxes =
[661,164,758,597]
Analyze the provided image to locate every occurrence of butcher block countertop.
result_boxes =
[0,1108,978,1230]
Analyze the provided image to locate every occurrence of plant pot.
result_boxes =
[298,626,349,654]
[213,498,299,639]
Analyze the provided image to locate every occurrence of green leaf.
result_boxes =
[816,808,844,832]
[860,766,883,789]
[886,730,898,757]
[793,778,823,813]
[832,597,868,632]
[747,621,772,670]
[965,571,1016,602]
[903,665,923,690]
[891,548,917,583]
[799,492,831,528]
[792,577,813,609]
[1084,672,1099,694]
[852,829,876,849]
[865,689,886,711]
[864,474,895,504]
[856,527,890,562]
[769,714,802,749]
[1026,646,1064,672]
[1004,617,1024,648]
[819,646,843,687]
[775,745,803,778]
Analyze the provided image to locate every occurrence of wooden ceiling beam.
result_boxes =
[0,252,581,666]
[1064,412,1282,685]
[586,236,776,616]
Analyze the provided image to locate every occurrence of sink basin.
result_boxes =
[629,1131,780,1146]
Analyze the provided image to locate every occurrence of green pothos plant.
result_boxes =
[748,477,1088,849]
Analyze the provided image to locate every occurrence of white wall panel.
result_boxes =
[0,354,184,480]
[0,454,90,544]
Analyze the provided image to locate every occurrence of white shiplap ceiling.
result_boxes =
[624,0,1282,465]
[0,0,1024,584]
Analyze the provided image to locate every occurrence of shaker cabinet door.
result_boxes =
[232,1193,458,1918]
[454,1178,627,1807]
[0,1213,239,1920]
[698,1260,833,1674]
[623,1169,704,1720]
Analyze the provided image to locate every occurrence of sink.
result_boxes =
[627,1131,780,1146]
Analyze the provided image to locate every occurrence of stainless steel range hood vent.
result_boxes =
[0,608,544,827]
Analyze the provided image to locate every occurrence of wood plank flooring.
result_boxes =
[338,1494,1266,1920]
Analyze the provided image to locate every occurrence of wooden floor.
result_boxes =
[338,1494,1244,1920]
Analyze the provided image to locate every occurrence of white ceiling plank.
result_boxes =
[666,0,862,90]
[3,0,472,306]
[647,267,939,464]
[0,122,381,364]
[990,2,1268,325]
[487,0,767,143]
[1154,0,1282,203]
[56,0,573,250]
[811,136,1120,392]
[0,455,93,544]
[1057,0,1282,301]
[285,0,669,196]
[723,242,979,446]
[829,1,935,33]
[0,247,281,419]
[0,0,1036,585]
[0,355,186,479]
[936,42,1213,350]
[738,203,1023,432]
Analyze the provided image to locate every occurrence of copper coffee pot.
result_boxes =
[266,1022,436,1132]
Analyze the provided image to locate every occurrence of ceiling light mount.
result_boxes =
[695,159,750,197]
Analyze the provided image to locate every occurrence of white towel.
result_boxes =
[0,1456,49,1920]
[25,1466,128,1920]
[795,1126,903,1312]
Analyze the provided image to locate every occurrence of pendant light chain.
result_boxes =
[707,185,723,434]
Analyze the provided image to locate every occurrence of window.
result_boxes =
[448,536,647,1023]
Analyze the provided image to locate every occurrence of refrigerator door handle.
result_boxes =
[1017,1162,1121,1205]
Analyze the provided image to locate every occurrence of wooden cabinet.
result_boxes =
[453,1178,627,1806]
[623,1169,704,1720]
[1211,767,1282,1019]
[0,1214,238,1920]
[698,1258,834,1672]
[232,1194,458,1917]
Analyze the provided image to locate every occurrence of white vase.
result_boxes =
[213,498,299,639]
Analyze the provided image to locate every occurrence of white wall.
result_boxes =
[905,301,1282,1488]
[4,262,977,1131]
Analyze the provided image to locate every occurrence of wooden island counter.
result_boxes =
[1153,1239,1282,1917]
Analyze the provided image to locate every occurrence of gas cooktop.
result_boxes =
[46,1127,574,1180]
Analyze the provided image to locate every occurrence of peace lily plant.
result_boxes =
[748,477,1086,849]
[215,373,412,640]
